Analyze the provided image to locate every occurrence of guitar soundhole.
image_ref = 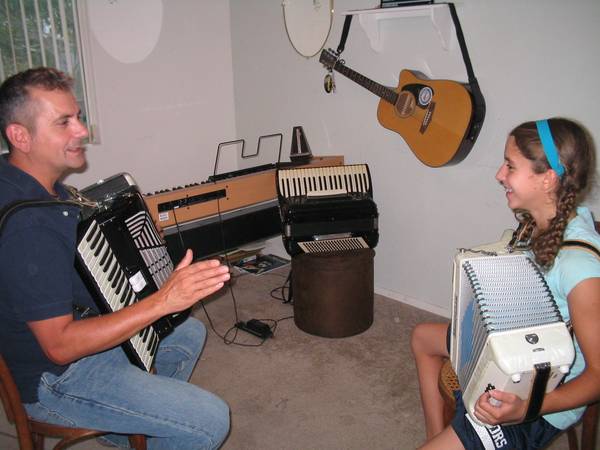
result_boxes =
[395,91,416,118]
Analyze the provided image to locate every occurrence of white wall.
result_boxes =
[64,0,600,317]
[230,0,600,316]
[66,0,236,194]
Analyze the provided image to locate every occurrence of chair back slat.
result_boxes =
[0,354,35,449]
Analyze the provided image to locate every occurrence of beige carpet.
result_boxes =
[0,265,584,449]
[190,265,580,450]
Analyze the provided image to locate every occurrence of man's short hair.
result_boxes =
[0,67,74,149]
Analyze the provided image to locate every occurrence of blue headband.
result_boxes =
[536,120,565,177]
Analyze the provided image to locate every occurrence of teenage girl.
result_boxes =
[411,118,600,450]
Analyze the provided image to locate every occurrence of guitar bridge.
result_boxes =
[419,102,435,134]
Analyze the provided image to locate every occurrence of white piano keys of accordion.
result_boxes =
[77,219,158,372]
[277,164,371,198]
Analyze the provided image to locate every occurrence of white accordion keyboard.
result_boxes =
[277,164,371,198]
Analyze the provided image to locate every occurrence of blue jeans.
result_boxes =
[25,318,230,450]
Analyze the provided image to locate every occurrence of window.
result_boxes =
[0,0,99,150]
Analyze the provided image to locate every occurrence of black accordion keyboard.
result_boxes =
[276,164,379,256]
[75,184,177,372]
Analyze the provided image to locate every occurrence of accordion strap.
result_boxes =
[523,363,552,423]
[523,240,599,423]
[561,240,600,259]
[0,199,74,237]
[560,239,600,335]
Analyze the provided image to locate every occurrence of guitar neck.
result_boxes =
[334,63,398,105]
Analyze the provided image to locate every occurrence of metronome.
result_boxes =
[289,126,313,164]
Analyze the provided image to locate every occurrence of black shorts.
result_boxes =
[450,391,561,450]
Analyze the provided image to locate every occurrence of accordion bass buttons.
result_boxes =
[511,373,521,383]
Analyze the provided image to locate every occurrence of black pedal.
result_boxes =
[235,319,272,339]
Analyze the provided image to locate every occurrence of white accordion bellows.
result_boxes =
[451,245,575,425]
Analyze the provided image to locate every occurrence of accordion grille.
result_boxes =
[457,254,562,388]
[298,237,369,253]
[124,211,173,289]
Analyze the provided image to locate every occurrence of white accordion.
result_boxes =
[450,232,575,425]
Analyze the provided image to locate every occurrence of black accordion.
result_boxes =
[75,173,183,371]
[276,164,379,256]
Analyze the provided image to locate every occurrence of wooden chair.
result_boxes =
[438,359,599,450]
[0,354,147,450]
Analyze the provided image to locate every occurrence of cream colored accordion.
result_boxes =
[450,233,575,425]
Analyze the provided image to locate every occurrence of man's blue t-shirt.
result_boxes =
[0,157,98,403]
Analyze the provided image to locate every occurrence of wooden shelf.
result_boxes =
[343,4,455,52]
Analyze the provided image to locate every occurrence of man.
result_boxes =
[0,67,231,449]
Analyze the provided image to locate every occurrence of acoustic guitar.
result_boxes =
[319,48,484,167]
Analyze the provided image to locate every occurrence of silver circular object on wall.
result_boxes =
[282,0,334,58]
[88,0,163,64]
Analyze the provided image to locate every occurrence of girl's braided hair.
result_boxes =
[511,118,595,269]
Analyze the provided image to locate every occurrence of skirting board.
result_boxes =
[374,287,451,319]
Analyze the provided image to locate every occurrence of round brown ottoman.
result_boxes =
[292,248,374,338]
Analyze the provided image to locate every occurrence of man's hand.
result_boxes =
[156,249,230,315]
[28,249,229,365]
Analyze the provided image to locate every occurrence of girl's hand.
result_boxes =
[474,389,528,425]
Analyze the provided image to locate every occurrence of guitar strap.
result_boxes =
[336,15,353,56]
[446,3,476,85]
[335,4,476,83]
[446,2,486,141]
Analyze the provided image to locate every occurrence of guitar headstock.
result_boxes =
[319,48,339,70]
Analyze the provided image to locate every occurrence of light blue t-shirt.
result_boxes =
[541,207,600,430]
